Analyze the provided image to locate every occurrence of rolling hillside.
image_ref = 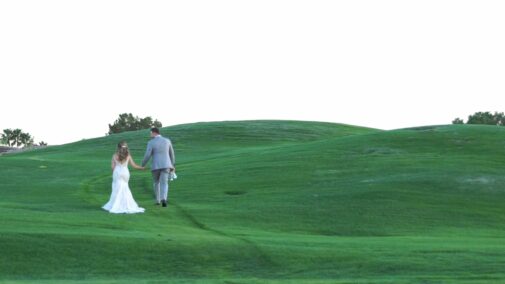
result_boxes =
[1,120,505,283]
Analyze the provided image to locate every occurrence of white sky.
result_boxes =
[1,1,504,145]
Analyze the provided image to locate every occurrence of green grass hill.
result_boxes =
[2,120,505,283]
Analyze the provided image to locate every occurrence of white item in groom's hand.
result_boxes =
[170,172,177,181]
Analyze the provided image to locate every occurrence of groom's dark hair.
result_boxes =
[151,127,160,134]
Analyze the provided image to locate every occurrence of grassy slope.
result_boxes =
[2,121,505,283]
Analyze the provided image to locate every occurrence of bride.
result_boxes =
[102,141,145,214]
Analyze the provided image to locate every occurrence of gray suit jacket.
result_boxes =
[142,135,175,171]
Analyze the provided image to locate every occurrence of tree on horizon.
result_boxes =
[1,129,35,148]
[108,113,162,135]
[453,111,505,126]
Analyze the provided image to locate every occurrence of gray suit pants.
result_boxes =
[152,168,169,202]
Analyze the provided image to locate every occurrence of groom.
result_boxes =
[142,127,176,207]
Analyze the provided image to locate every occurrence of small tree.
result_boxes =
[108,113,162,135]
[452,118,464,124]
[1,129,13,146]
[11,129,22,147]
[494,112,505,125]
[38,141,48,146]
[19,132,34,147]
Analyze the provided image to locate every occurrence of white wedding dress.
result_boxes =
[102,157,145,214]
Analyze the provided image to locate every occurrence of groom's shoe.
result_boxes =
[162,200,167,207]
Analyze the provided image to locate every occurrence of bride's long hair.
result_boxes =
[116,141,130,162]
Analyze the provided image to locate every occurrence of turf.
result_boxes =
[1,120,505,283]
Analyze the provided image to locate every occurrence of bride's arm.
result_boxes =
[111,155,116,171]
[128,155,145,170]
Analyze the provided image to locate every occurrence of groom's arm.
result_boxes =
[142,142,153,167]
[169,143,175,169]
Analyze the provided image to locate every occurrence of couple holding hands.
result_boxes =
[102,127,176,214]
